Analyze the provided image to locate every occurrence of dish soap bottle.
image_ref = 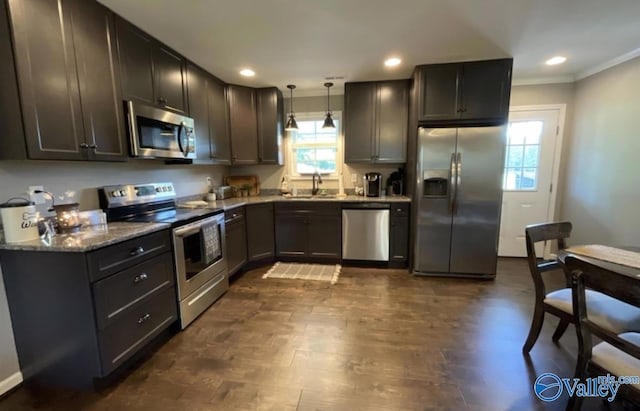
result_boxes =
[280,174,290,194]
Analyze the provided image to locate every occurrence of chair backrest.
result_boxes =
[567,255,640,372]
[524,221,572,297]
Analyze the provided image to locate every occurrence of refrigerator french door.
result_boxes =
[413,126,506,278]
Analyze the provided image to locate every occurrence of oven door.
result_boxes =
[127,100,195,159]
[173,213,227,299]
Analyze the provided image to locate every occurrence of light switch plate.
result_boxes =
[351,174,358,184]
[28,185,45,205]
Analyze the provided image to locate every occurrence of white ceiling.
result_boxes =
[99,0,640,95]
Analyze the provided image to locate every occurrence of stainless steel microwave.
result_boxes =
[126,100,196,160]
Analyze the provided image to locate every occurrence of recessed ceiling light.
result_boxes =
[384,57,402,67]
[239,68,255,77]
[545,56,567,66]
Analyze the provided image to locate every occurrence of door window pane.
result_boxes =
[503,120,543,191]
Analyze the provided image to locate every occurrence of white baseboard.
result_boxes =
[0,371,22,396]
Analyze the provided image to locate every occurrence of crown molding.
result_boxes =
[511,75,575,86]
[576,48,640,80]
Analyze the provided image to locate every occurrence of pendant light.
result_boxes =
[285,84,298,131]
[322,82,335,129]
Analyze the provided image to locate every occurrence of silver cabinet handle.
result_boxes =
[89,144,97,149]
[79,143,89,149]
[130,246,145,256]
[133,273,148,283]
[137,313,151,324]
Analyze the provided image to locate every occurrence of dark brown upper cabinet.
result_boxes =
[344,80,408,164]
[416,58,512,124]
[256,88,284,165]
[227,85,259,165]
[226,85,284,166]
[2,0,126,161]
[116,17,187,114]
[186,63,231,164]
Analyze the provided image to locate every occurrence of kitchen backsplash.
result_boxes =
[0,160,225,211]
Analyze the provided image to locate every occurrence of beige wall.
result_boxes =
[561,57,640,245]
[510,82,576,220]
[230,95,405,191]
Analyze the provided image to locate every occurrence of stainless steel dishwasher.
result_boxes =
[342,203,390,261]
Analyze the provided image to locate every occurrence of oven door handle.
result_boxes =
[174,224,201,238]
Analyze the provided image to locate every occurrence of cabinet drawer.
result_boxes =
[391,203,410,217]
[93,252,174,330]
[275,202,340,216]
[98,286,177,375]
[87,230,171,282]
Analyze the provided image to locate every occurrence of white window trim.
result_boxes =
[286,111,343,181]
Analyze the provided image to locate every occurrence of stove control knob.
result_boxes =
[119,190,127,196]
[156,187,162,192]
[111,190,120,197]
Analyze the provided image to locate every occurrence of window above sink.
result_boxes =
[287,112,342,180]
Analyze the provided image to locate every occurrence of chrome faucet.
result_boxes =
[312,171,322,195]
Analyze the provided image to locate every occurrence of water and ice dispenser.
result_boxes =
[422,170,449,197]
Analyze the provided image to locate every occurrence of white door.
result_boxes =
[498,107,563,257]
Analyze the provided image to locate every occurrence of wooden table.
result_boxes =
[557,245,640,278]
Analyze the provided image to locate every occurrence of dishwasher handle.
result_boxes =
[342,203,390,210]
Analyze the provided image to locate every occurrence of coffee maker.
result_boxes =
[387,167,405,196]
[363,172,382,197]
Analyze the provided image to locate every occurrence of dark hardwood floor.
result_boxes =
[0,258,630,410]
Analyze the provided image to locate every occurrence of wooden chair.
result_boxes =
[566,255,640,410]
[522,222,640,353]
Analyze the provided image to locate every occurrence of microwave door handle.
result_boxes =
[177,122,186,157]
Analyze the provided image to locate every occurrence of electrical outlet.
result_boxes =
[28,185,45,205]
[351,173,357,184]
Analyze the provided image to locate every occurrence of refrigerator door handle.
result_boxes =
[453,152,462,214]
[448,153,457,214]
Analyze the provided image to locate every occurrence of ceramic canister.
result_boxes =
[0,198,39,243]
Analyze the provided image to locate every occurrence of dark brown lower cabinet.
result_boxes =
[225,207,248,276]
[390,203,410,265]
[0,230,176,389]
[246,203,275,261]
[275,202,341,261]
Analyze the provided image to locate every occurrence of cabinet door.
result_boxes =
[246,203,275,261]
[207,77,231,164]
[8,0,85,160]
[0,0,26,159]
[186,63,211,162]
[70,0,127,161]
[116,18,154,105]
[390,217,409,263]
[418,63,460,122]
[308,216,341,260]
[153,45,186,113]
[256,88,284,164]
[344,82,376,163]
[275,215,307,257]
[228,85,258,164]
[225,220,247,276]
[376,81,408,163]
[460,59,512,122]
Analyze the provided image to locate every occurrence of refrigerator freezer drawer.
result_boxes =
[342,209,390,261]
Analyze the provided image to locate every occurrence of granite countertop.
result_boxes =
[0,195,411,253]
[0,222,170,253]
[204,194,412,211]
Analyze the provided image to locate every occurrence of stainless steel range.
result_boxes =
[98,182,228,329]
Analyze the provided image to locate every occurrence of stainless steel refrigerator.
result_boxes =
[413,126,506,278]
